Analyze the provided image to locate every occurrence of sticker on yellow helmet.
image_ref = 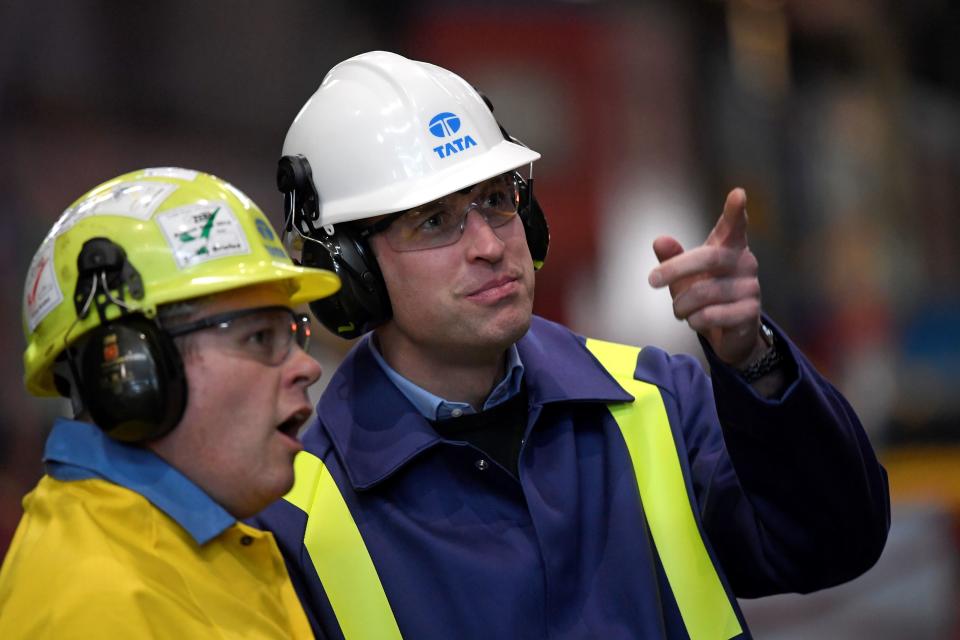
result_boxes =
[142,167,199,181]
[155,202,251,268]
[50,181,179,242]
[23,242,63,332]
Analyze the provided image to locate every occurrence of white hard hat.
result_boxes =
[282,50,541,226]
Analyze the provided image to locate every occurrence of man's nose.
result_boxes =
[286,343,323,387]
[461,208,506,260]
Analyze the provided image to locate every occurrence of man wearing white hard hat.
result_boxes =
[0,168,340,638]
[255,51,889,639]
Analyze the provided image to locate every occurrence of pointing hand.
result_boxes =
[648,188,764,367]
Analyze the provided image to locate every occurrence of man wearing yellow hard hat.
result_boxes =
[0,167,339,638]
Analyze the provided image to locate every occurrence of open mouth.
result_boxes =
[277,409,311,438]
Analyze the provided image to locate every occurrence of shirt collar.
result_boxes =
[43,418,235,545]
[316,316,632,490]
[368,338,525,420]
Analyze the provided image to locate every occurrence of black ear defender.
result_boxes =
[516,171,550,270]
[277,155,392,339]
[68,238,186,442]
[476,91,550,270]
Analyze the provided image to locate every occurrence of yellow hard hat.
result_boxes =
[23,167,341,397]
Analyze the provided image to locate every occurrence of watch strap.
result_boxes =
[737,323,783,383]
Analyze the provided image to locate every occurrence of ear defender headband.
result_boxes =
[277,98,550,340]
[66,238,187,442]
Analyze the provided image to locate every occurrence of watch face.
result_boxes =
[760,323,775,348]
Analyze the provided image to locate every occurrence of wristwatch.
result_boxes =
[737,323,783,383]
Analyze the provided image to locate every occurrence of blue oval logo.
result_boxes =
[428,112,461,138]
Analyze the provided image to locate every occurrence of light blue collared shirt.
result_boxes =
[368,337,525,421]
[43,418,235,545]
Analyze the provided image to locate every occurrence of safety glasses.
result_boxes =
[166,305,311,366]
[359,172,521,252]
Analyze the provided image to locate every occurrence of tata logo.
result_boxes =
[428,112,460,137]
[428,111,478,159]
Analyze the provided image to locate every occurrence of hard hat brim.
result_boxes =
[315,139,541,226]
[285,265,342,304]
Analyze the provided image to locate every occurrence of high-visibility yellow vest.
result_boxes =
[283,338,742,640]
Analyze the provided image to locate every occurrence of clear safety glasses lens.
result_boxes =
[374,172,521,252]
[166,305,311,366]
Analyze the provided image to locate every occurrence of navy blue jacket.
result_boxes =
[254,316,890,639]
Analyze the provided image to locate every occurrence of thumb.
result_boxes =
[649,236,684,288]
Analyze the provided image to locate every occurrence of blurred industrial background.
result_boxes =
[1,1,958,636]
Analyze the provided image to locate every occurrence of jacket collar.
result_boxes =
[316,315,633,490]
[517,316,635,405]
[43,418,235,544]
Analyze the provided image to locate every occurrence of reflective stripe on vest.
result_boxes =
[284,451,402,639]
[585,337,742,640]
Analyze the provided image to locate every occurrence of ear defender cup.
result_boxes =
[517,174,550,271]
[278,155,392,339]
[74,315,186,443]
[300,225,392,340]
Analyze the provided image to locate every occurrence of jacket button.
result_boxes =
[240,535,254,546]
[475,459,489,471]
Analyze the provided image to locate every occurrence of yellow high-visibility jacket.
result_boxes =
[0,419,312,639]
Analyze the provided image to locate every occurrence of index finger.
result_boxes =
[650,244,739,289]
[707,188,748,250]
